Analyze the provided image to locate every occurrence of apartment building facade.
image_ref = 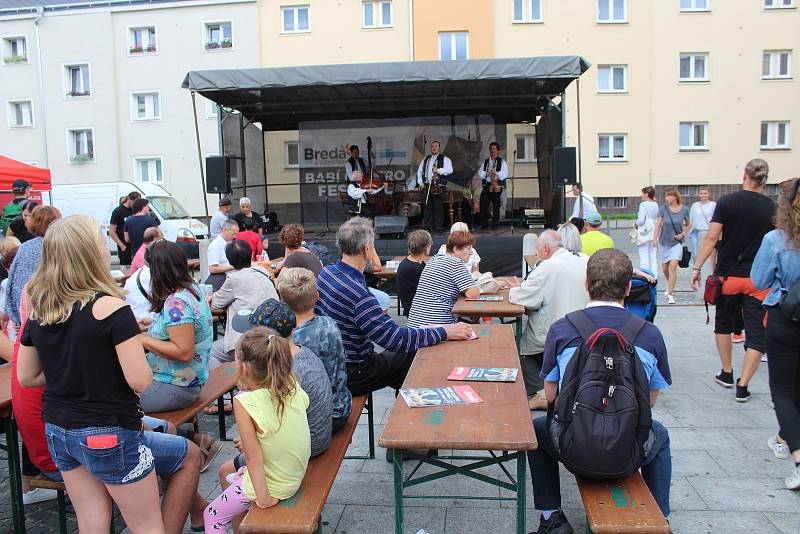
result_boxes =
[260,0,799,214]
[0,0,259,216]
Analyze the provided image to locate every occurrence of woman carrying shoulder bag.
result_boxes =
[653,188,691,304]
[751,177,800,490]
[636,186,659,274]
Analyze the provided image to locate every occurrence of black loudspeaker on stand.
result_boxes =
[206,156,232,194]
[551,147,578,187]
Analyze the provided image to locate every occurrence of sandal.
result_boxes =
[203,400,233,415]
[199,438,223,473]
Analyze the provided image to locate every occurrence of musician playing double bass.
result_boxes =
[416,140,453,231]
[478,141,508,229]
[345,145,381,218]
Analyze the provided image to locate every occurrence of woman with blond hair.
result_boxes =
[652,188,690,304]
[752,177,800,490]
[435,221,481,272]
[16,215,167,533]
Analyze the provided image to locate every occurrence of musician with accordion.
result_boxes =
[478,141,508,229]
[416,140,453,231]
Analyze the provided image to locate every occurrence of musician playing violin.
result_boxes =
[416,140,453,231]
[478,141,509,229]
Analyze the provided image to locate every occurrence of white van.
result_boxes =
[51,182,208,255]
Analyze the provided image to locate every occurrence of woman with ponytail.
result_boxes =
[752,177,800,490]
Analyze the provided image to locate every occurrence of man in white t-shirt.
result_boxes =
[569,183,599,230]
[206,220,238,280]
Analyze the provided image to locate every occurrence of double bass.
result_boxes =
[358,136,392,216]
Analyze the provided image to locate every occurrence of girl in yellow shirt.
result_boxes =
[204,327,311,533]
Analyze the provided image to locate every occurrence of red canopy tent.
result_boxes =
[0,156,52,208]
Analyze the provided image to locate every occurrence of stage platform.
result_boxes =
[265,226,527,278]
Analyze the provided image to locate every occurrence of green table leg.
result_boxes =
[4,416,26,534]
[516,451,527,534]
[393,448,404,534]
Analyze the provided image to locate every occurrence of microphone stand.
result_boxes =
[510,150,517,234]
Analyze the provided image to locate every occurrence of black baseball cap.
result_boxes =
[12,179,31,191]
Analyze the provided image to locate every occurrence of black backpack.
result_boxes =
[547,310,654,479]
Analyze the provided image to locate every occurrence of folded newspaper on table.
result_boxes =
[399,385,484,408]
[447,367,519,382]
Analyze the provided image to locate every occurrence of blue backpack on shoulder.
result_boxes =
[625,269,658,323]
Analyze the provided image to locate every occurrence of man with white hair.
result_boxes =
[508,230,589,410]
[231,196,263,234]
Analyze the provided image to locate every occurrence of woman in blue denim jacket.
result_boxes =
[751,177,800,490]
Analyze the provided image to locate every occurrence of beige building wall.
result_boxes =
[651,1,800,188]
[265,130,300,204]
[259,0,411,67]
[0,0,259,216]
[413,0,494,61]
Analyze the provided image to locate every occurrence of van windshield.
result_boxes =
[148,196,190,220]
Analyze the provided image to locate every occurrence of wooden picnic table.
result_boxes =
[379,324,536,534]
[0,364,26,533]
[451,276,524,352]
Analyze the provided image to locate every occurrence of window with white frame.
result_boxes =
[513,0,543,22]
[135,157,163,183]
[679,122,708,150]
[515,134,536,162]
[64,64,91,97]
[680,0,709,11]
[2,36,27,64]
[764,0,795,8]
[597,0,626,22]
[761,121,790,149]
[129,26,156,54]
[68,128,94,163]
[285,142,299,168]
[205,100,218,119]
[439,32,468,60]
[763,50,792,79]
[363,1,392,28]
[131,92,160,121]
[281,5,310,33]
[204,21,233,49]
[597,197,628,209]
[597,65,627,92]
[679,53,709,81]
[7,100,34,128]
[598,134,627,161]
[678,185,699,197]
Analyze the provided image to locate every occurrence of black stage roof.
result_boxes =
[182,56,590,131]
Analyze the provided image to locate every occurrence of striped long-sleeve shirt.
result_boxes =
[315,260,447,364]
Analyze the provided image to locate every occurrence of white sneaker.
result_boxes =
[22,487,59,505]
[786,464,800,490]
[667,294,676,304]
[768,435,791,459]
[761,353,768,362]
[663,290,669,298]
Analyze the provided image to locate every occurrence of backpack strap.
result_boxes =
[617,314,647,349]
[565,310,598,342]
[135,270,150,301]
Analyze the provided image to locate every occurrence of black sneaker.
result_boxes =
[735,379,751,403]
[532,511,574,534]
[715,370,734,388]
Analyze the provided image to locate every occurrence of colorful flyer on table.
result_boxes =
[399,385,484,408]
[447,367,519,382]
[464,295,503,301]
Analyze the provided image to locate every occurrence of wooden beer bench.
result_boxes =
[576,473,670,533]
[239,394,369,534]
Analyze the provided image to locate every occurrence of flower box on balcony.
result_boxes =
[205,40,232,50]
[70,154,94,164]
[67,90,90,97]
[3,55,27,64]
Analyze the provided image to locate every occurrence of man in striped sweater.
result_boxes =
[316,217,473,397]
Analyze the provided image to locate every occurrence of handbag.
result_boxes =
[703,274,724,324]
[780,279,800,322]
[666,209,691,268]
[633,217,655,246]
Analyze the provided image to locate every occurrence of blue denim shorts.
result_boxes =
[45,423,187,485]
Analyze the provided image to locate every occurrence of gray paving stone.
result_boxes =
[765,512,800,533]
[687,477,800,512]
[666,511,780,534]
[334,504,446,534]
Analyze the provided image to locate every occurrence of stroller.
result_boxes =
[625,268,658,322]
